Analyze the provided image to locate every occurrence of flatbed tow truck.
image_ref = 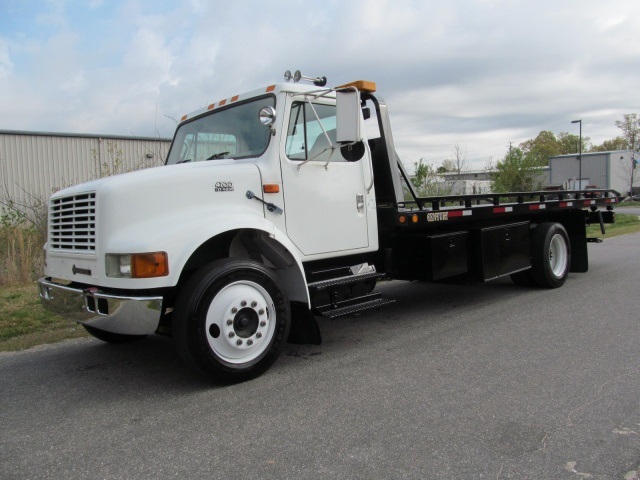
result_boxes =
[38,71,621,382]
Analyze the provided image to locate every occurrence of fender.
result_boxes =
[103,204,310,304]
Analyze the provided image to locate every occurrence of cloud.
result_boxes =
[0,0,639,168]
[0,39,13,79]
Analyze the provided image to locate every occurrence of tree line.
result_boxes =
[411,114,639,197]
[491,114,638,195]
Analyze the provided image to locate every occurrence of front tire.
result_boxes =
[531,223,571,288]
[172,259,290,383]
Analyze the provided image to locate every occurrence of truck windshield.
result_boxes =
[166,95,275,165]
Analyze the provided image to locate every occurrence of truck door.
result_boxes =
[280,98,370,256]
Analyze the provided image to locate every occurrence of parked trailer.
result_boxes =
[38,72,621,382]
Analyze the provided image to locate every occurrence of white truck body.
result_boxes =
[38,74,620,382]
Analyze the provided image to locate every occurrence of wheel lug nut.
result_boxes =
[231,307,238,314]
[241,300,247,307]
[236,339,243,346]
[260,321,266,327]
[258,309,264,315]
[256,332,262,339]
[247,339,253,346]
[228,332,235,338]
[251,301,257,308]
[226,319,233,326]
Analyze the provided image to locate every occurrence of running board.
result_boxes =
[307,271,385,291]
[314,293,396,318]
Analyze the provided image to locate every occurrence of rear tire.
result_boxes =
[531,222,571,288]
[172,259,290,383]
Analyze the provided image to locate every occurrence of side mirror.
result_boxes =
[336,90,362,144]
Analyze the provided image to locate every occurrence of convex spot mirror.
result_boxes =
[259,106,277,126]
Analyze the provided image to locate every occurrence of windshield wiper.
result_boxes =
[206,152,230,160]
[176,159,192,164]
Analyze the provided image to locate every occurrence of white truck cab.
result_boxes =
[39,74,386,382]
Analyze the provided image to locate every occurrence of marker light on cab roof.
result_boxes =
[336,80,377,93]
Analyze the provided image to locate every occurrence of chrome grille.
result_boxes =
[49,193,97,251]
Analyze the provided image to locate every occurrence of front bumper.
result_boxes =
[38,277,163,336]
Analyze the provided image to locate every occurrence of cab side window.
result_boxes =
[285,102,345,162]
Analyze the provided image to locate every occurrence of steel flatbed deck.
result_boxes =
[394,189,622,227]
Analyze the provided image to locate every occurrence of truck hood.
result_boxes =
[50,160,247,199]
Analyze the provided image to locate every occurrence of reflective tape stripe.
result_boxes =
[448,210,472,217]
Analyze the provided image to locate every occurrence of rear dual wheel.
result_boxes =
[172,259,290,383]
[531,223,570,288]
[510,222,571,288]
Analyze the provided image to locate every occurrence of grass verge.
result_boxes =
[0,283,87,352]
[586,213,640,238]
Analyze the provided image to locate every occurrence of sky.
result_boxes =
[1,0,639,171]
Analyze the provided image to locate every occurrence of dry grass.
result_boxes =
[0,283,88,352]
[0,225,45,285]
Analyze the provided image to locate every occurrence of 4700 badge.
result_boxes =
[215,181,234,192]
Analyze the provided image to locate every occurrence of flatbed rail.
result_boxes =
[399,189,621,211]
[394,189,622,227]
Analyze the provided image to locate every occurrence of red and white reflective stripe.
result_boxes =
[605,198,616,203]
[493,206,513,213]
[560,201,574,207]
[584,200,595,206]
[448,210,473,218]
[529,204,546,210]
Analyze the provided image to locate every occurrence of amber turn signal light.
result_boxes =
[263,184,280,194]
[131,252,169,278]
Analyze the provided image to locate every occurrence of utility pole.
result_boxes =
[571,119,582,190]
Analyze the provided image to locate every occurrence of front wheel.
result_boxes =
[531,222,571,288]
[172,259,290,383]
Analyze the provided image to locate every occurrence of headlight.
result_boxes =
[106,252,168,278]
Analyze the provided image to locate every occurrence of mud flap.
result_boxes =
[287,302,322,345]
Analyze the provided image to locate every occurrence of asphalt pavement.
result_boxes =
[616,205,640,216]
[1,232,639,479]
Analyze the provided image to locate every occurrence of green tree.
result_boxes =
[520,130,561,164]
[590,136,628,152]
[411,159,453,197]
[557,132,590,154]
[520,130,590,165]
[436,158,456,174]
[491,147,546,193]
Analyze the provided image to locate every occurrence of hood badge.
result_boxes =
[215,181,234,192]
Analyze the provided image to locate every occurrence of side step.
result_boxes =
[307,271,384,291]
[315,293,396,319]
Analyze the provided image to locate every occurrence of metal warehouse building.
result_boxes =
[548,150,634,194]
[0,130,172,210]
